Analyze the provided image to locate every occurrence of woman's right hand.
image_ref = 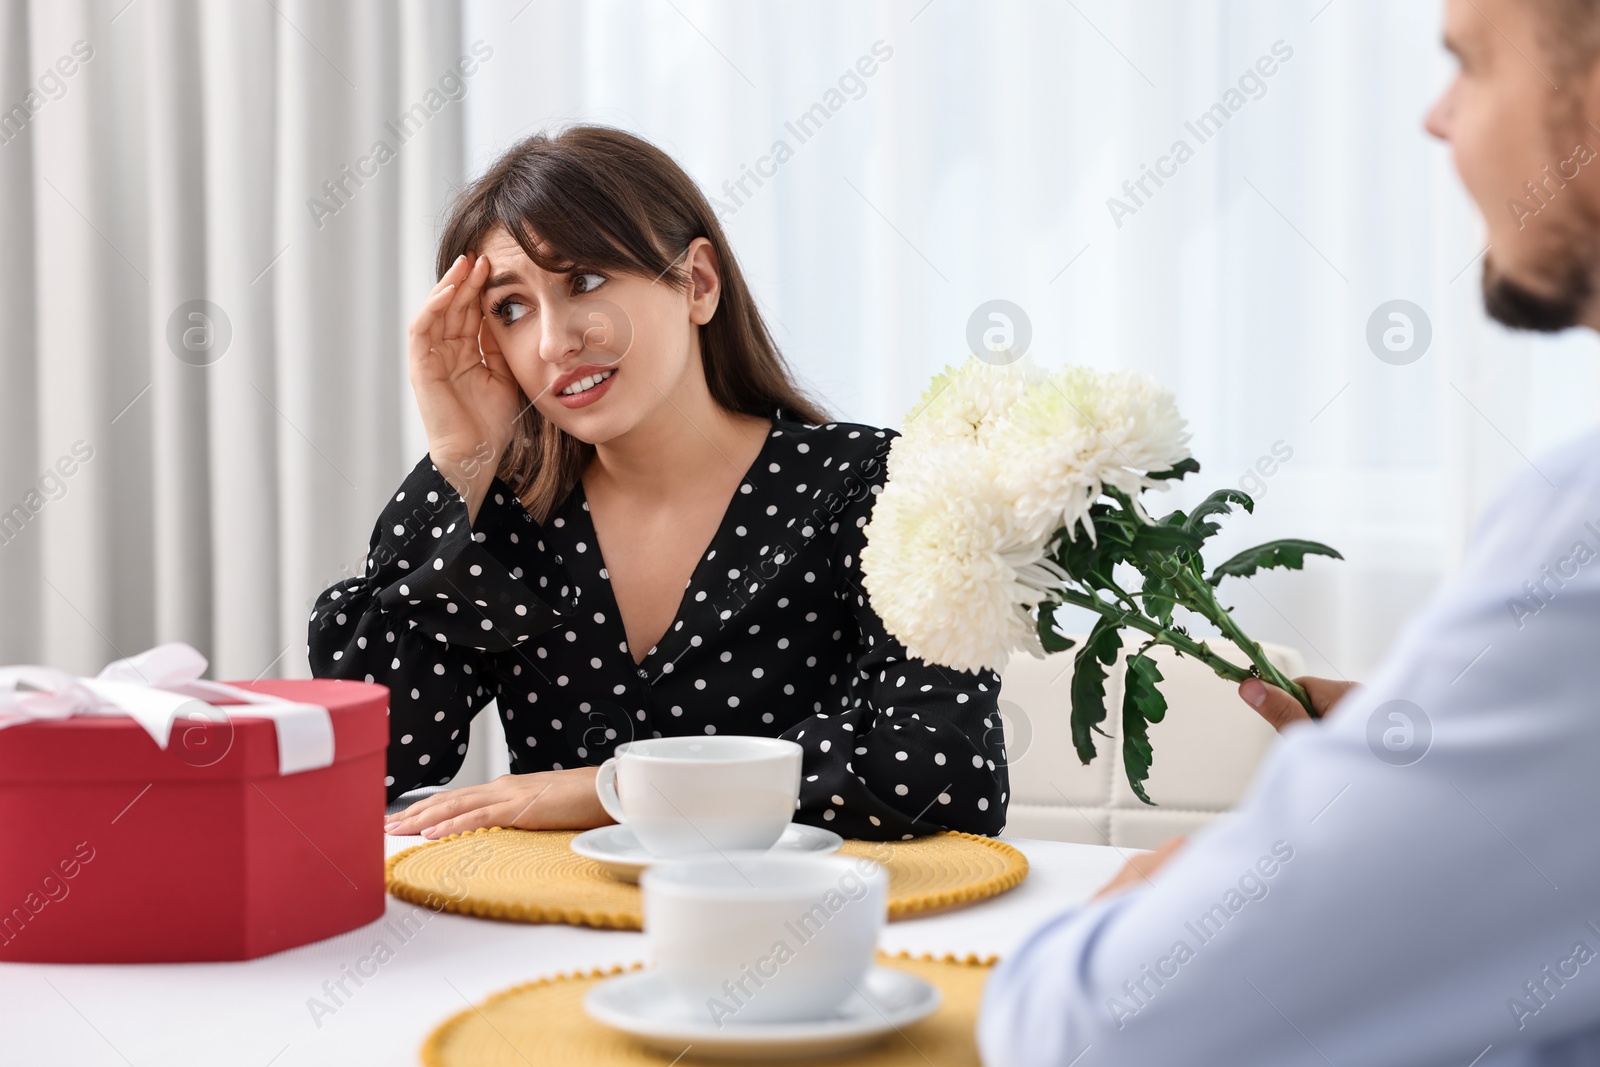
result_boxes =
[1238,676,1357,732]
[407,252,523,523]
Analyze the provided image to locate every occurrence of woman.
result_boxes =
[308,126,1008,842]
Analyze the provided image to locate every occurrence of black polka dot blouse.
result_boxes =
[307,415,1009,841]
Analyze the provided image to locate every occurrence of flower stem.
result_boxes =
[1052,588,1254,686]
[1171,570,1319,719]
[1053,577,1319,720]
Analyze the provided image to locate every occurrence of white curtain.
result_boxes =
[0,0,464,682]
[3,0,1595,730]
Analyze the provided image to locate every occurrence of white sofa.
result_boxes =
[998,634,1304,849]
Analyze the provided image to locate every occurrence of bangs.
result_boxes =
[474,152,690,286]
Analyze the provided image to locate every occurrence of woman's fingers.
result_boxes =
[412,255,472,349]
[420,801,522,840]
[429,254,470,297]
[408,284,458,376]
[385,784,493,833]
[442,253,488,342]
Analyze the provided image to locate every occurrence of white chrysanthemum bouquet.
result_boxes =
[860,359,1341,803]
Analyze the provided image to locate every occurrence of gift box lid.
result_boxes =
[0,678,389,783]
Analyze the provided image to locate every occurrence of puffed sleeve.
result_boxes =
[781,430,1009,841]
[307,454,567,801]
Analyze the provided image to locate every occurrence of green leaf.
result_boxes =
[1129,523,1204,556]
[1147,457,1200,482]
[1069,618,1122,765]
[1183,489,1255,541]
[1122,653,1168,806]
[1207,539,1345,586]
[1036,603,1077,654]
[1127,523,1205,580]
[1139,573,1178,628]
[1052,507,1134,589]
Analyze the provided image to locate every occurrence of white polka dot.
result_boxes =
[978,798,989,810]
[894,784,909,796]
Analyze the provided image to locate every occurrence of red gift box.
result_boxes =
[0,678,389,963]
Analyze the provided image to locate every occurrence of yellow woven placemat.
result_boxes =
[422,951,993,1067]
[386,828,1028,930]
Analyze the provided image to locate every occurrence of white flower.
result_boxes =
[990,366,1192,543]
[864,361,1192,673]
[861,436,1063,674]
[895,357,1042,454]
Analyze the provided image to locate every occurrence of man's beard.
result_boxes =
[1483,197,1600,332]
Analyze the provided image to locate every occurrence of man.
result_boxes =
[978,0,1600,1063]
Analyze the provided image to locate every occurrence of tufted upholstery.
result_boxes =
[997,634,1305,850]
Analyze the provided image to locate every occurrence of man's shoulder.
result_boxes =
[1472,425,1600,549]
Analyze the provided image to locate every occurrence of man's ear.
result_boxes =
[685,236,722,326]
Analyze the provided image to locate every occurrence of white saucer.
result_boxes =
[570,823,843,883]
[583,965,940,1060]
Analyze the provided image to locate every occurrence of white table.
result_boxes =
[0,833,1129,1066]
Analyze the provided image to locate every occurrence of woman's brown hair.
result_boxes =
[434,125,830,523]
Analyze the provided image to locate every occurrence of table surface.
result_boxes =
[0,830,1130,1067]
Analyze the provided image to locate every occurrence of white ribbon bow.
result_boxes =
[0,642,337,776]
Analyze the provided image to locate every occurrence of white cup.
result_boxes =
[594,735,803,859]
[641,852,888,1026]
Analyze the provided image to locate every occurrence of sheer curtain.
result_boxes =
[0,0,465,680]
[3,0,1595,782]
